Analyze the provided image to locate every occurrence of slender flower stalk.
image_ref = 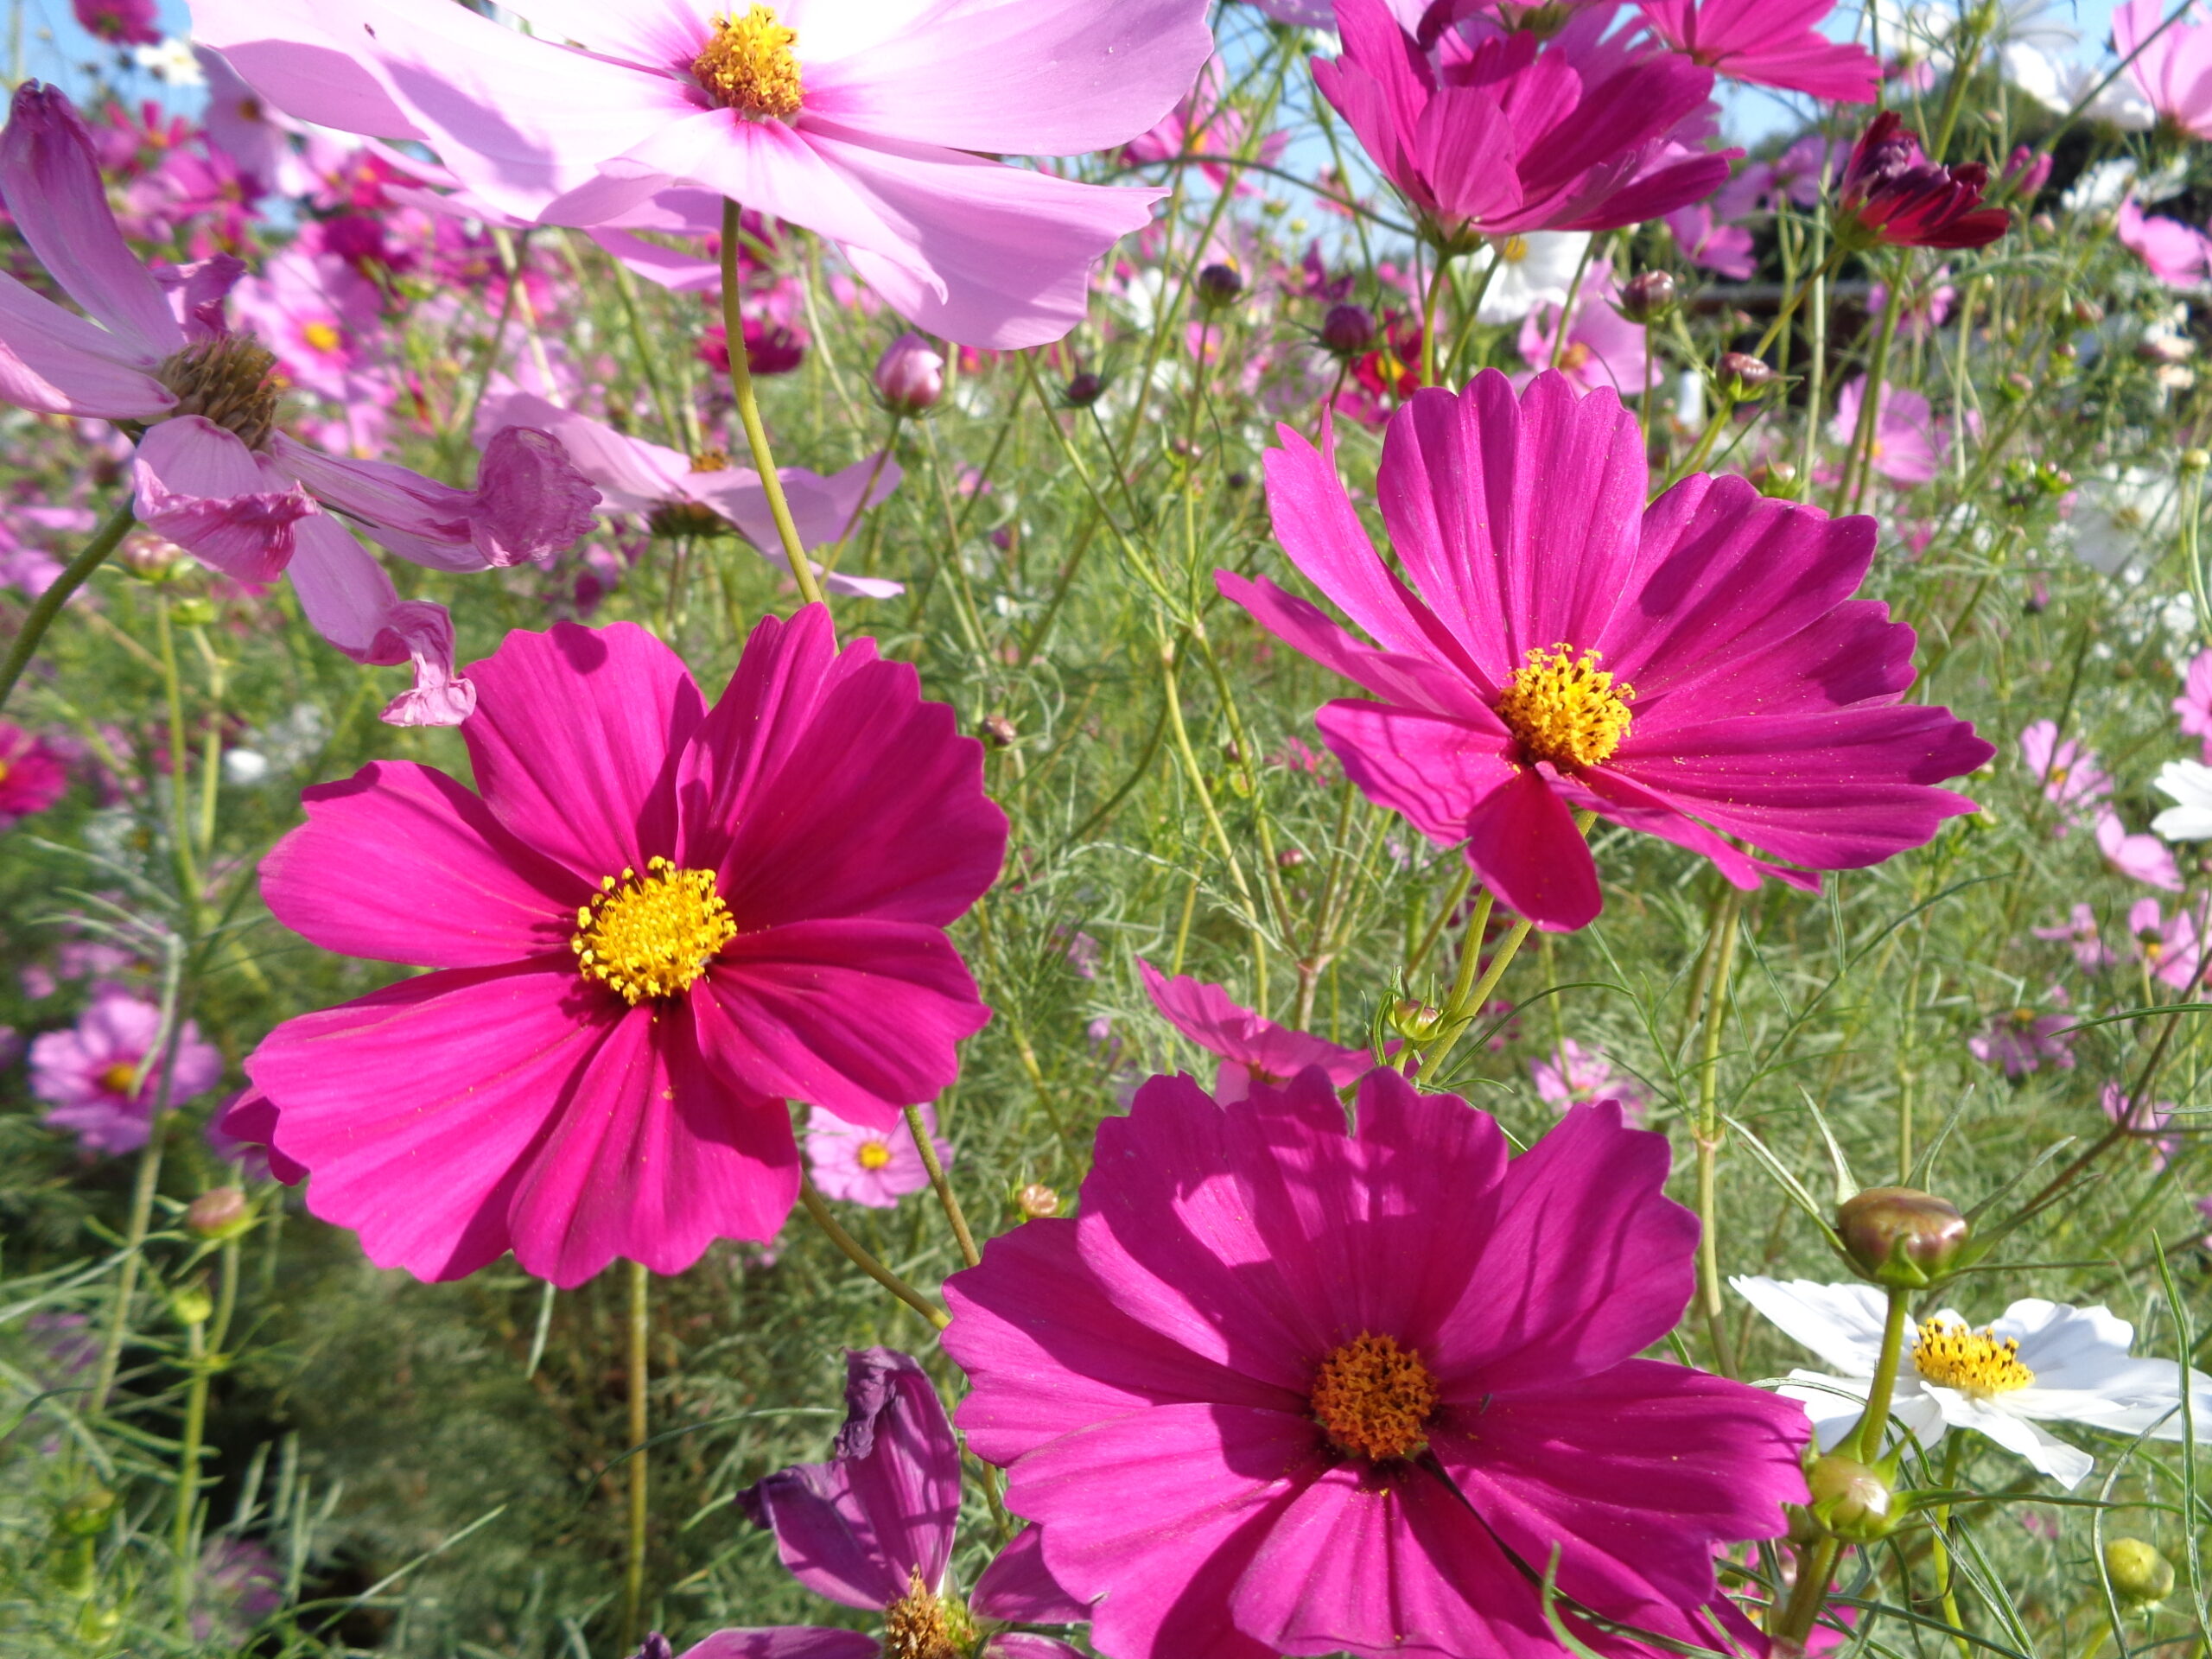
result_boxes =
[1696,892,1743,1376]
[721,199,820,606]
[0,499,133,715]
[1853,1285,1916,1464]
[621,1260,650,1653]
[798,1175,949,1330]
[904,1102,979,1269]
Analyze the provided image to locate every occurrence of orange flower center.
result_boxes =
[694,5,804,119]
[1495,644,1635,770]
[571,857,737,1004]
[1309,1332,1439,1462]
[98,1061,139,1096]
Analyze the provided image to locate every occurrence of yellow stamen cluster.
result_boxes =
[689,448,732,474]
[1495,644,1635,770]
[301,321,343,354]
[98,1061,139,1097]
[881,1570,973,1659]
[156,334,283,449]
[1497,234,1530,264]
[1912,1319,2035,1396]
[856,1140,893,1171]
[693,5,804,119]
[1310,1332,1439,1463]
[571,856,738,1004]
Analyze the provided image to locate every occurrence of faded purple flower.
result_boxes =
[2033,903,2115,972]
[29,990,223,1154]
[2020,720,2111,836]
[2127,896,2205,989]
[1967,989,2077,1077]
[1530,1037,1650,1121]
[2103,1082,2183,1171]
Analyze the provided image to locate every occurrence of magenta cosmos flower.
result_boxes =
[0,83,598,724]
[1834,112,2010,251]
[242,612,1005,1286]
[702,1348,1084,1659]
[944,1067,1809,1659]
[804,1102,950,1208]
[187,0,1212,348]
[1637,0,1879,102]
[1136,957,1367,1102]
[0,723,67,828]
[1315,0,1734,248]
[1220,372,1992,931]
[31,989,225,1154]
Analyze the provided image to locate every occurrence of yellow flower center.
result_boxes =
[856,1141,893,1171]
[98,1061,138,1096]
[693,5,804,119]
[301,321,342,353]
[1309,1332,1439,1463]
[1558,340,1592,372]
[571,857,738,1005]
[881,1570,972,1659]
[1497,234,1529,264]
[1495,645,1635,770]
[1912,1319,2036,1396]
[690,448,731,474]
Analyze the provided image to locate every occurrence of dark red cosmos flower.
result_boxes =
[1836,112,2011,250]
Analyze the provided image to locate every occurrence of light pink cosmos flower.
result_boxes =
[0,723,67,828]
[484,392,903,599]
[1315,0,1737,246]
[2103,1083,2183,1170]
[2118,197,2212,290]
[1666,202,1757,278]
[188,0,1214,348]
[804,1103,950,1209]
[1516,260,1649,397]
[1221,372,1991,931]
[1830,375,1942,486]
[1637,0,1880,101]
[2019,719,2111,836]
[1531,1036,1650,1120]
[2097,808,2183,890]
[2033,902,2116,972]
[1136,957,1370,1102]
[195,45,316,198]
[2177,647,2212,760]
[2127,896,2204,988]
[1967,994,2077,1077]
[226,247,385,404]
[30,990,224,1154]
[0,84,599,725]
[243,615,1006,1287]
[944,1068,1809,1659]
[2114,0,2212,140]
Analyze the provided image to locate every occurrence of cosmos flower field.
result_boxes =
[8,0,2212,1656]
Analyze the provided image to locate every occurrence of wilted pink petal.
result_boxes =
[133,415,318,585]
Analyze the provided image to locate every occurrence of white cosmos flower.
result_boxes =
[1474,232,1592,325]
[1734,1277,2208,1491]
[2154,759,2212,840]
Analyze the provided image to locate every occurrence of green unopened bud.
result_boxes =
[169,1283,214,1326]
[2106,1538,2176,1608]
[1835,1185,1970,1287]
[1807,1453,1897,1542]
[2183,448,2211,475]
[57,1487,117,1538]
[186,1186,251,1240]
[1387,999,1444,1043]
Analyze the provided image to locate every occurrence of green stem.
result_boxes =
[1853,1285,1915,1465]
[1840,264,1909,513]
[619,1259,650,1654]
[1777,1535,1844,1644]
[1696,892,1743,1376]
[720,198,823,607]
[798,1174,950,1329]
[1157,626,1269,1013]
[0,499,134,715]
[906,1102,979,1269]
[173,1312,207,1617]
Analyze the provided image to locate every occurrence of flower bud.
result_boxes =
[873,332,944,416]
[980,714,1017,749]
[186,1186,251,1240]
[2185,448,2211,475]
[1320,302,1377,357]
[1716,353,1777,397]
[1806,1453,1897,1542]
[1616,270,1677,325]
[1063,372,1104,408]
[57,1487,117,1538]
[632,1636,676,1659]
[1196,262,1244,308]
[118,531,188,581]
[1836,1185,1969,1286]
[169,1283,214,1326]
[1016,1182,1059,1220]
[2106,1539,2175,1608]
[1387,999,1444,1043]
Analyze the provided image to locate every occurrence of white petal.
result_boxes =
[1944,1394,2094,1490]
[1999,1300,2143,1390]
[1732,1277,1888,1376]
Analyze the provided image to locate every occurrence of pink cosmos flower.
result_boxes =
[241,613,1006,1287]
[2179,647,2212,760]
[0,723,67,828]
[1314,0,1735,246]
[2097,809,2183,891]
[1122,55,1287,196]
[2102,1083,2183,1170]
[1136,957,1369,1102]
[1516,261,1649,397]
[2114,0,2212,140]
[716,1348,1086,1659]
[484,392,904,599]
[187,0,1213,349]
[1830,376,1942,486]
[2019,720,2111,835]
[1220,372,1991,931]
[1531,1036,1650,1119]
[1967,990,2076,1077]
[1637,0,1881,102]
[30,990,225,1154]
[226,248,385,404]
[73,0,161,47]
[0,84,599,725]
[804,1103,950,1208]
[196,46,315,198]
[1666,202,1757,278]
[1835,112,2010,249]
[2118,197,2212,289]
[2128,896,2205,988]
[944,1067,1809,1659]
[2033,902,2116,972]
